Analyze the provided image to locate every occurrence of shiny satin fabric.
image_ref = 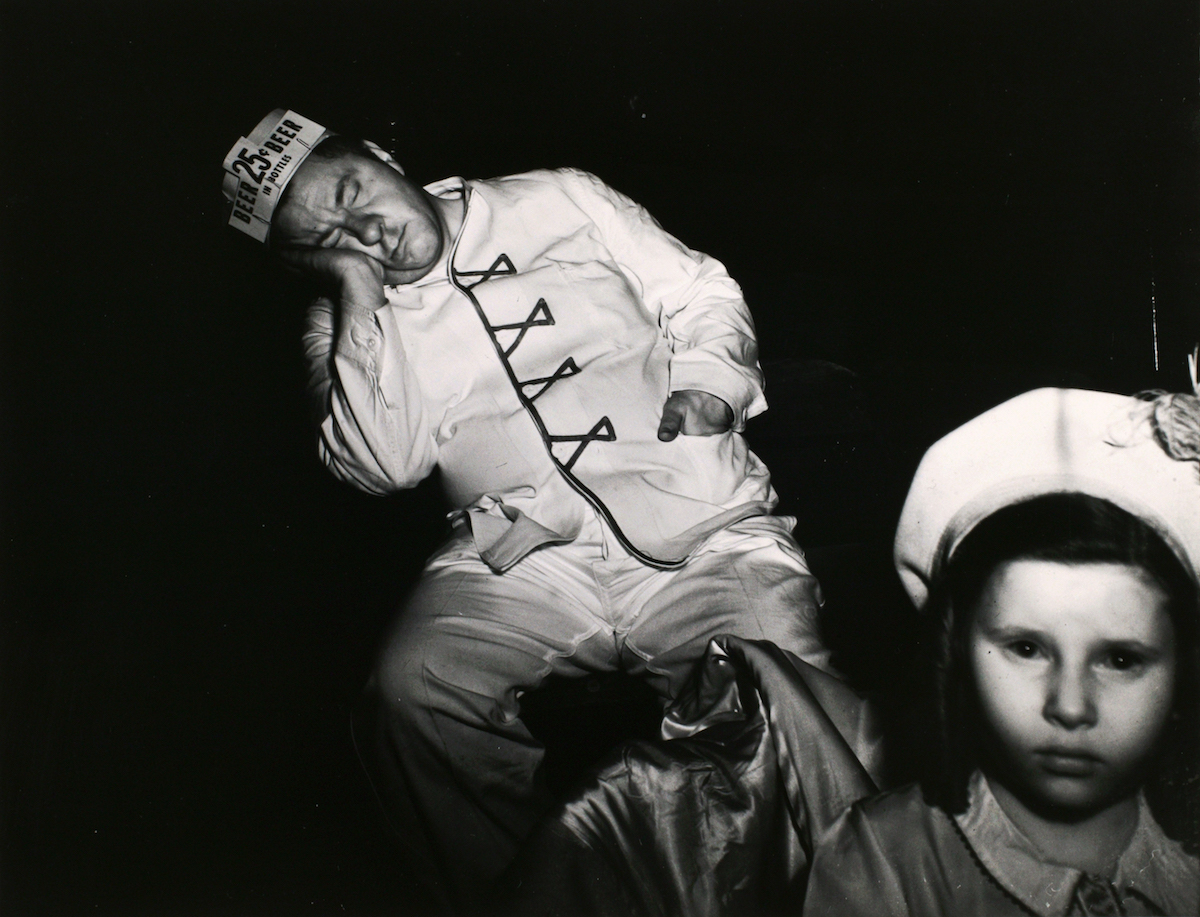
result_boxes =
[498,636,882,916]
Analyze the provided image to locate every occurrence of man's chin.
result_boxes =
[382,261,435,285]
[381,233,445,285]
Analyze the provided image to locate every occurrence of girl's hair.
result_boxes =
[924,492,1200,852]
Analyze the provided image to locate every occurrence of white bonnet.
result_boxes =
[894,387,1200,611]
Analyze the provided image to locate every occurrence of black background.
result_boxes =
[2,2,1198,914]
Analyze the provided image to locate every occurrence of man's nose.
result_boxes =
[1043,665,1097,729]
[348,214,384,246]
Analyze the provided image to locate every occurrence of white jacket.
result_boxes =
[303,168,781,570]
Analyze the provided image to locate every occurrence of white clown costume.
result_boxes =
[225,112,836,911]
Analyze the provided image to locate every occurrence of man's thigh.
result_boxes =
[620,525,829,698]
[376,534,619,721]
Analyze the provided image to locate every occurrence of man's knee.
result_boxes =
[371,621,524,729]
[371,628,434,723]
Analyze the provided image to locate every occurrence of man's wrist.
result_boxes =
[338,271,387,312]
[339,295,385,317]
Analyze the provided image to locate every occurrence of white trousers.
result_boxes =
[360,512,831,912]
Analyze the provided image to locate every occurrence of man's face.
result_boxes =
[272,150,446,284]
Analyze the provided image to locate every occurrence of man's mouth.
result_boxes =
[389,225,407,264]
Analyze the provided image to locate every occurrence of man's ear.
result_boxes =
[363,139,405,175]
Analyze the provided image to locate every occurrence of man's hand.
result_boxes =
[657,390,734,441]
[279,247,386,311]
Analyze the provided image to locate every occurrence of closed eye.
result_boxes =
[335,177,360,210]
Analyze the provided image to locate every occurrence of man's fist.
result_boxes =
[279,247,386,311]
[657,390,734,441]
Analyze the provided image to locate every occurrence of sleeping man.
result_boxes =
[221,108,853,912]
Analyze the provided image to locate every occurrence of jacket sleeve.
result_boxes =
[802,806,910,917]
[555,169,767,430]
[302,297,438,495]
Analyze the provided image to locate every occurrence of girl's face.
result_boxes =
[969,560,1176,816]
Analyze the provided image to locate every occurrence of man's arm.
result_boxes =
[289,248,439,495]
[556,169,768,433]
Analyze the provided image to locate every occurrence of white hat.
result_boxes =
[894,387,1200,611]
[222,109,329,242]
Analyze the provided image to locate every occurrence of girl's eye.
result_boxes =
[1104,651,1143,672]
[1008,640,1041,659]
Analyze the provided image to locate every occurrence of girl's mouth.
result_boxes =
[1035,749,1101,776]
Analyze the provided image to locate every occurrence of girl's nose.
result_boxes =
[1043,667,1097,729]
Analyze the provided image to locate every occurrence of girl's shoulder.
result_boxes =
[807,783,1004,916]
[844,781,950,837]
[823,781,971,872]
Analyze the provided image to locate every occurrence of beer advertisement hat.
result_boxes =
[222,109,328,243]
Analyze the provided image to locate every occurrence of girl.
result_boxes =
[804,386,1200,916]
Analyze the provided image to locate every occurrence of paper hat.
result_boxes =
[222,109,329,242]
[894,387,1200,611]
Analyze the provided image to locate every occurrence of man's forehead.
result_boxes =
[295,156,358,200]
[296,153,391,207]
